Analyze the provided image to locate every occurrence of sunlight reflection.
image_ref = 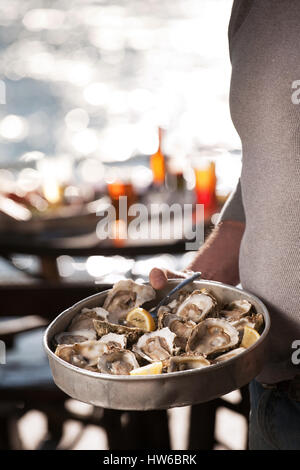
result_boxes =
[23,9,65,31]
[65,108,90,132]
[83,83,110,107]
[0,115,28,141]
[0,0,240,193]
[71,129,99,155]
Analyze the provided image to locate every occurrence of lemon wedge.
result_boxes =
[241,326,260,348]
[126,307,156,332]
[130,361,163,376]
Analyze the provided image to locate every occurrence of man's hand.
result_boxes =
[149,221,245,289]
[149,268,191,290]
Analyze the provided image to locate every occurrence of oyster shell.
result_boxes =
[158,308,195,350]
[167,354,210,372]
[55,330,96,345]
[220,300,252,322]
[213,347,245,364]
[162,292,190,314]
[93,319,144,346]
[99,333,127,349]
[231,313,264,331]
[81,307,109,319]
[97,348,139,375]
[133,327,176,362]
[69,307,109,331]
[103,280,156,324]
[176,290,217,323]
[231,313,264,340]
[55,340,108,370]
[186,318,239,357]
[55,307,109,345]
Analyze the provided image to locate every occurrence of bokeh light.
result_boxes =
[0,115,28,141]
[65,108,90,131]
[0,0,240,194]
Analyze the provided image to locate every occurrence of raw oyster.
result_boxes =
[158,308,195,350]
[133,327,176,362]
[55,340,108,370]
[176,290,217,323]
[99,333,127,349]
[69,307,109,331]
[103,280,156,324]
[186,318,239,357]
[55,307,109,345]
[162,290,191,314]
[231,313,264,331]
[220,300,252,322]
[54,330,96,345]
[231,313,264,340]
[81,307,109,319]
[167,354,210,372]
[97,348,139,375]
[94,319,144,346]
[213,347,245,364]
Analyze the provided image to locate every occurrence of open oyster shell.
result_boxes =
[98,333,127,349]
[176,290,217,323]
[133,327,176,362]
[160,287,195,315]
[158,308,195,351]
[219,300,252,322]
[55,330,96,345]
[103,280,156,324]
[93,319,144,346]
[231,313,264,340]
[55,307,109,345]
[186,318,239,357]
[97,348,139,375]
[55,340,108,370]
[213,347,246,364]
[167,354,210,372]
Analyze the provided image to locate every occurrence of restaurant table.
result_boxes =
[0,190,219,280]
[0,227,209,281]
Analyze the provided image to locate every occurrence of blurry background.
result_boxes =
[0,0,248,451]
[0,0,242,284]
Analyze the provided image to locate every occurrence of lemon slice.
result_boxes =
[130,361,163,376]
[241,326,260,348]
[126,307,156,332]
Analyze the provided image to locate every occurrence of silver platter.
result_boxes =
[44,280,270,410]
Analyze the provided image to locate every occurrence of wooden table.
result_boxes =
[0,227,209,281]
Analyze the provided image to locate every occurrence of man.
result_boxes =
[150,1,300,450]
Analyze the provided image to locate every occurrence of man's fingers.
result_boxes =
[149,268,188,289]
[149,268,168,289]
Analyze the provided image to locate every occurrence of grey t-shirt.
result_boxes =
[220,0,300,383]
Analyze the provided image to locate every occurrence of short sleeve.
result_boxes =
[218,178,246,224]
[228,0,255,60]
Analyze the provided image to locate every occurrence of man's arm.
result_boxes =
[185,220,244,283]
[149,179,245,289]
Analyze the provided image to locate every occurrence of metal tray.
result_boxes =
[44,280,270,410]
